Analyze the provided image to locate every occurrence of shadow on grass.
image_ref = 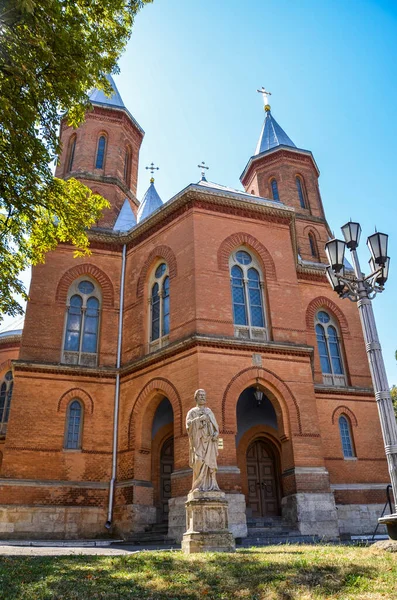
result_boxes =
[0,549,379,600]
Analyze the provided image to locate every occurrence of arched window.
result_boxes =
[296,175,308,209]
[65,400,83,450]
[270,178,279,202]
[315,310,346,386]
[0,371,13,437]
[95,135,107,169]
[338,415,355,458]
[124,147,131,186]
[230,249,268,341]
[150,263,170,349]
[63,278,101,367]
[67,135,76,173]
[309,232,318,259]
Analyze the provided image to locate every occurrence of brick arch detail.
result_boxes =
[221,366,301,436]
[55,264,115,308]
[136,246,178,298]
[217,232,277,281]
[332,405,358,427]
[0,359,12,375]
[127,377,183,450]
[305,296,349,334]
[57,388,94,415]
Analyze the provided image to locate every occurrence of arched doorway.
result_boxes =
[246,438,280,517]
[151,397,174,523]
[159,437,174,522]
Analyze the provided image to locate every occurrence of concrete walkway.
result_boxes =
[0,542,180,556]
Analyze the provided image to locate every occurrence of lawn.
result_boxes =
[0,544,396,600]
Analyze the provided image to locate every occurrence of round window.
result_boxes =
[4,371,12,381]
[236,250,252,265]
[155,263,167,278]
[78,280,95,295]
[318,311,330,324]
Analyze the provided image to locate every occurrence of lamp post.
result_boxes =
[325,222,397,539]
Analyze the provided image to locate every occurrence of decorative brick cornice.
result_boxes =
[13,360,117,378]
[66,172,140,208]
[315,384,373,397]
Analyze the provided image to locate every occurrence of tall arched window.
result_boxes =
[296,175,308,209]
[339,415,355,458]
[309,232,318,259]
[230,249,268,341]
[270,178,279,201]
[0,371,13,437]
[63,278,101,367]
[124,146,131,186]
[65,400,83,450]
[67,135,76,173]
[95,135,107,169]
[315,310,346,386]
[149,263,170,350]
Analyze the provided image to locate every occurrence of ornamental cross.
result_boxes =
[146,162,160,176]
[198,161,209,180]
[257,86,272,108]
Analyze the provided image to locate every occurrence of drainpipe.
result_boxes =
[105,243,126,529]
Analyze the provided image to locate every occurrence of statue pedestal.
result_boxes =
[181,490,235,553]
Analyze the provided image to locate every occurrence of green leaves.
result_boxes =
[0,0,152,320]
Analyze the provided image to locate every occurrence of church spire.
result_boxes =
[137,166,163,223]
[89,73,125,109]
[254,87,296,155]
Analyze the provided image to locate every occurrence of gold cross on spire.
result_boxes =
[257,86,272,112]
[146,162,159,183]
[198,161,209,181]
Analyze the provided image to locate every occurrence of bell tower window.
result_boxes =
[296,175,308,209]
[270,178,279,201]
[95,135,107,169]
[0,371,13,437]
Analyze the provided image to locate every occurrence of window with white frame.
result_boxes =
[62,277,101,367]
[149,262,170,351]
[64,400,83,450]
[229,249,268,341]
[315,310,346,386]
[338,414,355,458]
[0,370,13,437]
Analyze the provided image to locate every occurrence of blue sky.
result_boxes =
[3,0,397,382]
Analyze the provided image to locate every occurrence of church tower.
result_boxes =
[55,75,144,228]
[241,90,329,264]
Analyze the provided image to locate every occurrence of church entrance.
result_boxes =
[159,436,174,523]
[246,439,280,518]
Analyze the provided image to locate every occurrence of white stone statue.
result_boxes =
[186,389,220,492]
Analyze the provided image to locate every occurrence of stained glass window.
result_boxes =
[315,311,345,385]
[0,371,13,431]
[150,264,170,343]
[247,268,264,327]
[231,265,247,326]
[151,282,160,341]
[95,136,106,169]
[82,297,99,353]
[339,415,354,457]
[162,277,170,336]
[64,295,82,352]
[236,251,252,265]
[271,178,279,201]
[63,279,101,364]
[65,401,82,449]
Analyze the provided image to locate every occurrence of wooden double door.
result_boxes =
[159,437,174,522]
[246,439,280,517]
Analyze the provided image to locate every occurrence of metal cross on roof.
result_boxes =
[198,161,209,181]
[146,162,159,182]
[257,86,272,112]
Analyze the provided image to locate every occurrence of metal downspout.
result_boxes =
[105,243,126,529]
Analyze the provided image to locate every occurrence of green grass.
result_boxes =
[0,544,396,599]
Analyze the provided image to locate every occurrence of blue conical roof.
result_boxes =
[113,198,137,232]
[137,181,163,222]
[255,111,296,155]
[89,74,125,109]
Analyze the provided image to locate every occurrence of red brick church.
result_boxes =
[0,77,390,540]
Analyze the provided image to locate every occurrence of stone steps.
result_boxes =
[247,527,294,536]
[240,534,321,547]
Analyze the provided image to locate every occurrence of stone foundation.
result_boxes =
[282,493,339,538]
[0,505,107,539]
[169,493,247,542]
[113,503,156,539]
[336,504,387,537]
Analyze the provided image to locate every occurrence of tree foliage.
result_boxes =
[0,0,151,320]
[391,385,397,419]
